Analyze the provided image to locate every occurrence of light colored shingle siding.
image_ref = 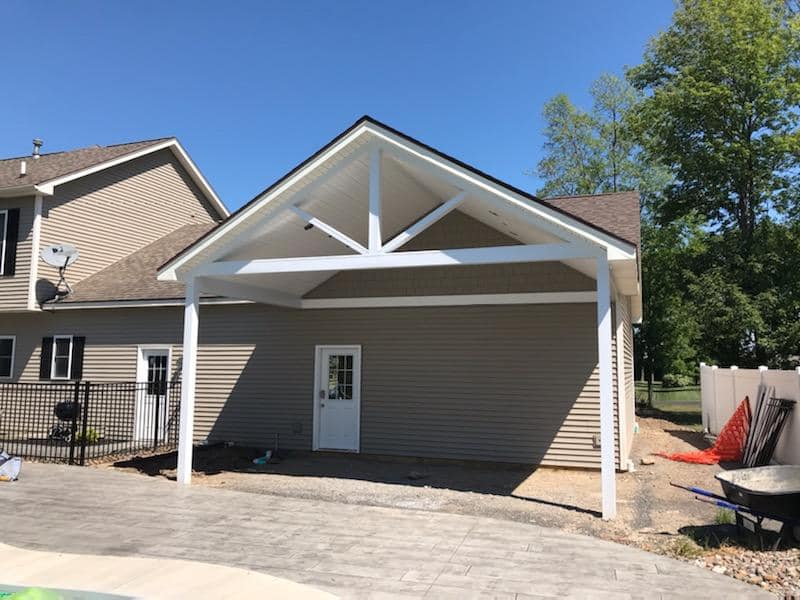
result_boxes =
[0,197,34,310]
[306,211,595,298]
[1,299,618,469]
[38,149,218,285]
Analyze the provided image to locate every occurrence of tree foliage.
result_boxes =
[534,0,800,376]
[628,0,800,245]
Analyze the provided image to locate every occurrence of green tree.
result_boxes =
[628,0,800,246]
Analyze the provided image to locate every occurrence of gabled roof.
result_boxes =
[58,223,216,304]
[0,137,229,218]
[159,116,639,278]
[0,138,169,189]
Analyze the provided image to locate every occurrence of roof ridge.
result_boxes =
[0,137,172,163]
[545,190,640,200]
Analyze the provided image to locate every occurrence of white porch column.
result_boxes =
[177,277,200,485]
[597,252,617,519]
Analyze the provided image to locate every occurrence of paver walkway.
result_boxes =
[5,463,768,599]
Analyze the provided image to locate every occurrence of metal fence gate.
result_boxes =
[0,381,181,465]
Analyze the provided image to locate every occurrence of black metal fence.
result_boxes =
[0,381,181,465]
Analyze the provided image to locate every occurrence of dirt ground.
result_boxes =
[105,415,799,597]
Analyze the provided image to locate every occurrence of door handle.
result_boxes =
[321,403,326,407]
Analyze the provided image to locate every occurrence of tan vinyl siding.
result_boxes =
[39,149,218,285]
[621,296,636,460]
[306,211,594,298]
[1,299,617,469]
[0,198,34,310]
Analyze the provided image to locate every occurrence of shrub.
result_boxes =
[74,427,100,445]
[714,509,735,525]
[671,536,704,559]
[662,373,695,388]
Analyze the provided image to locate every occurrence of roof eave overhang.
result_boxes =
[9,139,229,218]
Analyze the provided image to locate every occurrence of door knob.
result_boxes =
[321,403,326,407]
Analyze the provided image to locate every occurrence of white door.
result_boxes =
[315,345,361,451]
[134,348,171,442]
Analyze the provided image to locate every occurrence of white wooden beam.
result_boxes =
[301,291,597,309]
[290,205,368,255]
[597,252,616,519]
[193,243,601,278]
[382,191,467,253]
[177,277,200,485]
[369,146,382,253]
[197,277,302,309]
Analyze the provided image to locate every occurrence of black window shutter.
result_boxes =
[3,208,20,276]
[70,337,86,380]
[39,337,54,380]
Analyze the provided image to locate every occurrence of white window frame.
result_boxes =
[136,345,173,386]
[0,209,8,276]
[50,335,74,380]
[0,335,15,379]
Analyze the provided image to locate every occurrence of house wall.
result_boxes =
[620,296,636,462]
[38,149,220,287]
[0,197,35,311]
[0,300,622,469]
[306,211,595,298]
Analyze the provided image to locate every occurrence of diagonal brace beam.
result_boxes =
[382,191,467,253]
[290,205,368,254]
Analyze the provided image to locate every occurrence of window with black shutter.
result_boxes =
[0,208,20,276]
[39,335,86,380]
[0,336,14,378]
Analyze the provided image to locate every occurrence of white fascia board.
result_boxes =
[39,139,229,218]
[302,291,597,309]
[0,184,52,198]
[367,124,637,260]
[158,126,374,281]
[45,297,250,310]
[193,243,601,278]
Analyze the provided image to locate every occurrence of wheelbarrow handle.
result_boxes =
[669,482,728,502]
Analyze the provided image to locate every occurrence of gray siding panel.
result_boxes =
[1,300,616,469]
[0,198,34,310]
[38,149,218,285]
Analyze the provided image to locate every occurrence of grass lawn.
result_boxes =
[635,381,702,427]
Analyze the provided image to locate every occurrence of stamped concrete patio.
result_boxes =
[5,463,767,599]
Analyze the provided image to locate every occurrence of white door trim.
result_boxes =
[136,345,173,383]
[312,344,362,452]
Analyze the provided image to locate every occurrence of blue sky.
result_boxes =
[3,1,674,211]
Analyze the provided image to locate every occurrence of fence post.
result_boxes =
[67,380,81,465]
[153,383,162,452]
[79,382,90,466]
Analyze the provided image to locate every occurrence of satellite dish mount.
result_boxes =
[40,244,80,299]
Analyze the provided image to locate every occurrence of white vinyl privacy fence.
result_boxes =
[700,363,800,465]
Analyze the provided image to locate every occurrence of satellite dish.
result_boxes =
[40,244,79,269]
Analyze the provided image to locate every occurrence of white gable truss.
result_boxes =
[158,117,639,313]
[160,117,640,520]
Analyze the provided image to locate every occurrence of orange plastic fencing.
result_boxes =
[657,397,751,465]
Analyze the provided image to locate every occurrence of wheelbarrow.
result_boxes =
[672,465,800,550]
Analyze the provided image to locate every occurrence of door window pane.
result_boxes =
[147,354,168,395]
[327,354,353,400]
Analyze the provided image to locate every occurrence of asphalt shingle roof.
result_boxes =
[62,223,215,304]
[543,191,641,248]
[0,139,171,190]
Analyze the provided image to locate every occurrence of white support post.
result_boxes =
[369,146,382,253]
[597,252,616,520]
[177,277,200,485]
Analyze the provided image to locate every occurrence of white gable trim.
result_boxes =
[35,139,228,219]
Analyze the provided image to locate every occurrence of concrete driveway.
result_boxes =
[5,463,767,599]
